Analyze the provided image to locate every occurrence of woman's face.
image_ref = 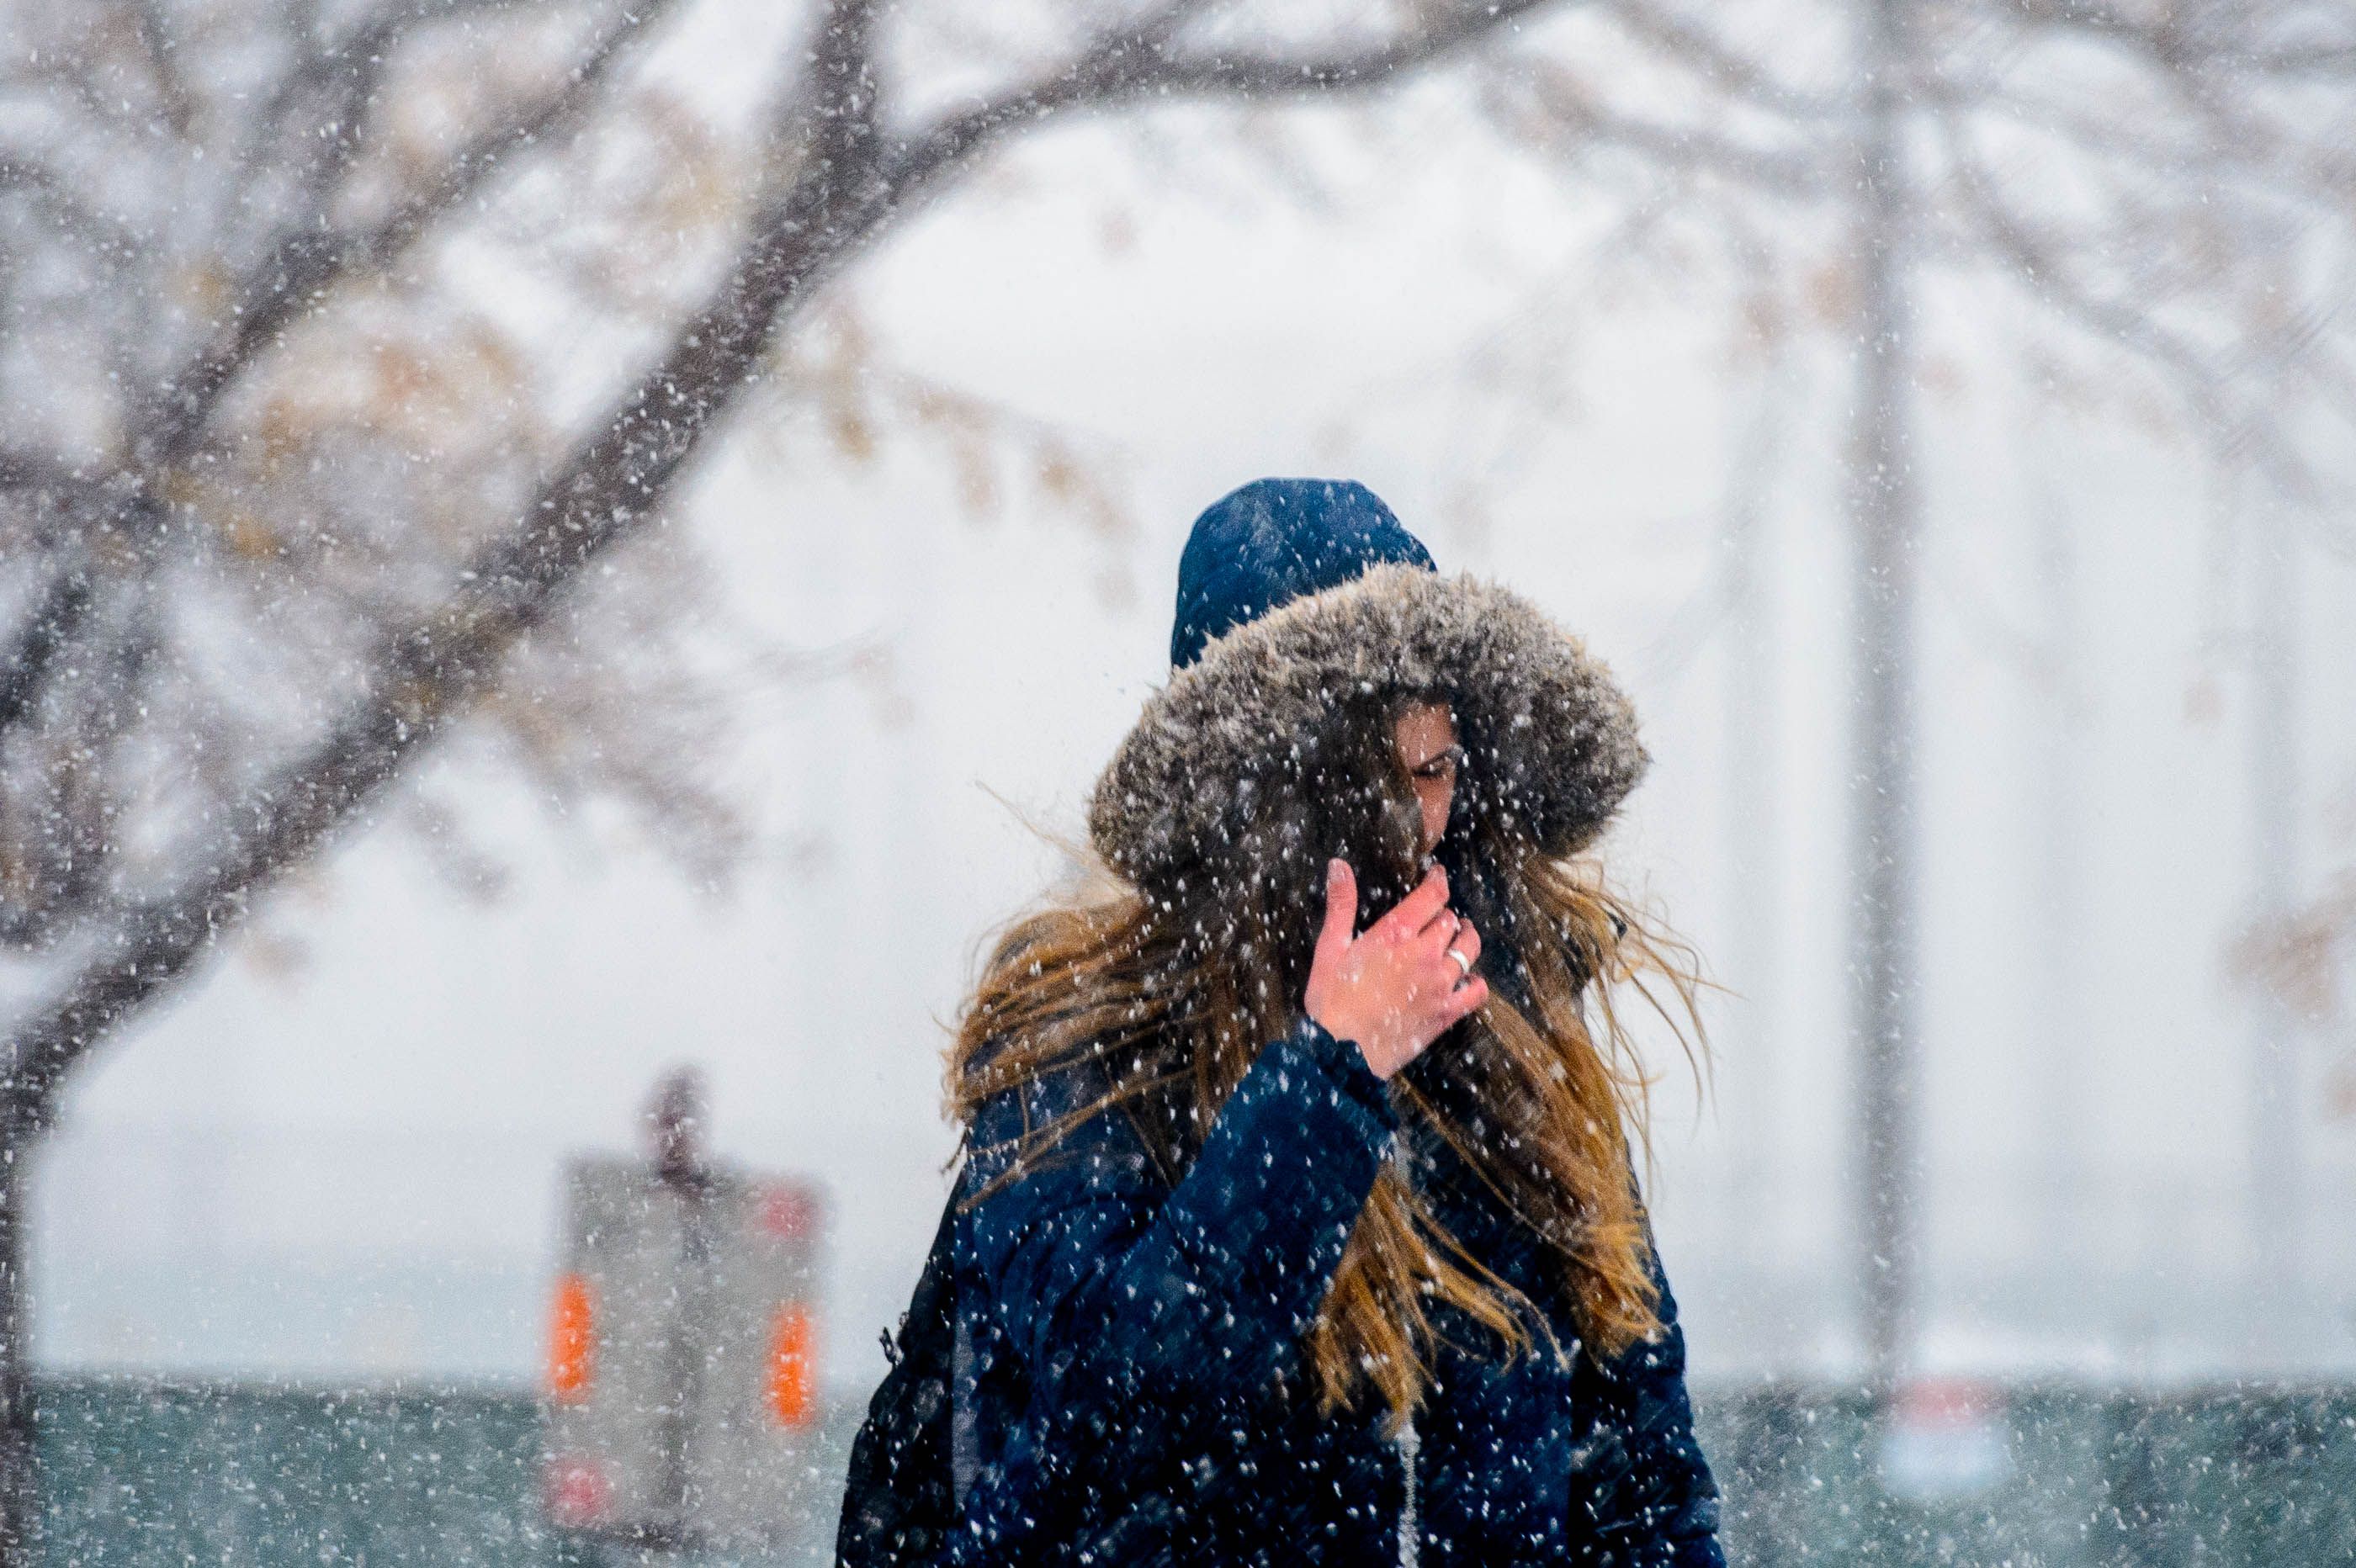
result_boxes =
[1393,701,1461,861]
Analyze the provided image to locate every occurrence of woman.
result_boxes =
[918,478,1720,1565]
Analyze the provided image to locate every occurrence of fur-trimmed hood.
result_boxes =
[1088,561,1648,890]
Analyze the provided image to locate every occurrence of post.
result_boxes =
[2244,481,2302,1360]
[1722,368,1786,1291]
[0,1110,39,1567]
[648,1068,714,1551]
[2029,424,2090,1270]
[1846,0,1921,1397]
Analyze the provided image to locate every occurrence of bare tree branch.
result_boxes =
[1994,0,2356,78]
[0,448,119,507]
[1498,56,1831,195]
[1931,114,2318,497]
[0,575,93,740]
[142,0,688,469]
[1130,0,1565,98]
[895,0,1573,193]
[236,0,526,195]
[0,0,1575,1120]
[0,155,139,258]
[126,0,200,140]
[1604,0,1844,117]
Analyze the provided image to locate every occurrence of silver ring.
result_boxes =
[1446,946,1472,978]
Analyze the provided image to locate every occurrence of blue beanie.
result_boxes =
[1169,477,1435,669]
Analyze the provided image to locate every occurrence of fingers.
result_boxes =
[1381,863,1451,941]
[1410,917,1477,1015]
[1317,857,1360,961]
[1437,974,1490,1030]
[1394,959,1489,1077]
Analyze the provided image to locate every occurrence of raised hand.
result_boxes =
[1303,858,1487,1081]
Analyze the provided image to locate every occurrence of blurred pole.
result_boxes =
[1722,367,1786,1300]
[2028,425,2090,1279]
[2245,477,2302,1355]
[0,1128,33,1565]
[1845,0,1921,1396]
[647,1068,714,1547]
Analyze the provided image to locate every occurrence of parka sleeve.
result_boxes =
[1579,1211,1725,1568]
[960,1014,1396,1421]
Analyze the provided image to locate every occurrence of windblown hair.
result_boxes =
[949,587,1709,1427]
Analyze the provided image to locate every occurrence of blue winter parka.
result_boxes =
[942,1009,1725,1567]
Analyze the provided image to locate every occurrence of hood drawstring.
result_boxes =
[1396,1412,1421,1567]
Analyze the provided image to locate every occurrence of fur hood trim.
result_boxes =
[1087,562,1648,887]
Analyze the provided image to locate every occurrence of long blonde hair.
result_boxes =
[949,691,1708,1428]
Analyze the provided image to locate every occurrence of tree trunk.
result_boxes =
[1847,0,1921,1397]
[0,1104,38,1564]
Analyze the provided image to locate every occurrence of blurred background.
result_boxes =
[3,0,2354,1562]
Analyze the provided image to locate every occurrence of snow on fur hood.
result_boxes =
[1087,561,1649,889]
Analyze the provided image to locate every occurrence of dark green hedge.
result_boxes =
[32,1379,2356,1566]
